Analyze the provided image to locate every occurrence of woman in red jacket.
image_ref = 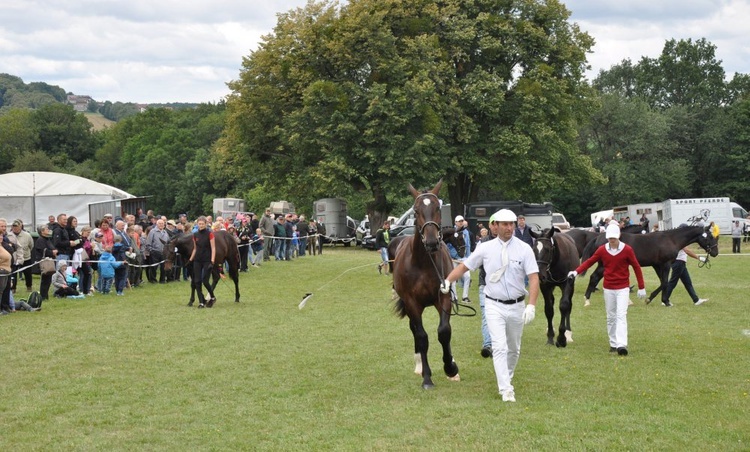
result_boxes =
[568,224,646,356]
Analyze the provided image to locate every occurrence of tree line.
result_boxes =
[1,0,749,227]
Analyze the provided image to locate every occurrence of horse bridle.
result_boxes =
[414,193,442,248]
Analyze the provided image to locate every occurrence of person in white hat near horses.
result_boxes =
[568,223,646,356]
[441,209,539,403]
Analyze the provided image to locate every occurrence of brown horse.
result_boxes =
[164,230,241,305]
[387,226,463,274]
[392,180,459,389]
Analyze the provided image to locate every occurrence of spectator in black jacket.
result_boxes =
[51,213,75,264]
[34,224,57,300]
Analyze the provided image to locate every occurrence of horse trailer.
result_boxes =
[661,198,749,233]
[88,197,149,225]
[213,198,247,220]
[612,202,662,230]
[314,198,357,246]
[269,200,295,216]
[464,201,557,234]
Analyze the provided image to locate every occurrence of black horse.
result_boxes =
[580,226,718,305]
[530,228,580,347]
[392,180,460,389]
[164,230,241,306]
[564,228,599,258]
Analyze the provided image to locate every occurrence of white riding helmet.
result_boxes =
[489,209,517,223]
[605,224,621,239]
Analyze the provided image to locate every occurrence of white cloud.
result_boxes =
[1,0,749,103]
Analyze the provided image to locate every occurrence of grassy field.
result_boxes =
[1,241,748,450]
[83,112,116,131]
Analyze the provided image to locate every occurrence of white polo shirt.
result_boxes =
[464,236,538,301]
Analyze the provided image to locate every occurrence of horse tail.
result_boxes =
[579,236,601,275]
[394,297,407,318]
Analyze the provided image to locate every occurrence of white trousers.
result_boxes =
[485,300,525,393]
[452,261,471,299]
[604,288,629,348]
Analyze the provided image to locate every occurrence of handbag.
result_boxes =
[40,258,56,275]
[81,249,90,262]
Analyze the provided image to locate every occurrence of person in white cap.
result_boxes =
[441,209,539,403]
[568,223,646,356]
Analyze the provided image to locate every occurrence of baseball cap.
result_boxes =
[605,224,621,239]
[454,215,464,223]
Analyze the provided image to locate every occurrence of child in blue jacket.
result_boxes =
[98,245,123,295]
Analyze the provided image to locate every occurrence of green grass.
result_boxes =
[1,242,749,450]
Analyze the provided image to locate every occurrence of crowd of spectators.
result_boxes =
[0,208,328,314]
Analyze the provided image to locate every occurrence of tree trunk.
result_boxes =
[447,172,479,222]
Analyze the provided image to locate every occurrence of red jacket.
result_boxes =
[576,243,645,291]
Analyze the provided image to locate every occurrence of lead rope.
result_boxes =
[424,240,476,317]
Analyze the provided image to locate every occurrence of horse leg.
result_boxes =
[584,265,604,306]
[437,303,459,381]
[408,317,434,389]
[646,265,667,304]
[228,260,241,303]
[541,285,555,345]
[557,281,574,347]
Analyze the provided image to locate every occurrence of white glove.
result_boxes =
[522,304,536,325]
[567,270,577,279]
[698,256,706,263]
[637,288,647,299]
[440,279,451,294]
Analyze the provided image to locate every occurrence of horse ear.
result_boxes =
[408,183,420,198]
[529,229,540,239]
[430,179,443,196]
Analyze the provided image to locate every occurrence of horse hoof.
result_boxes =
[447,374,461,382]
[583,299,590,307]
[422,383,435,390]
[556,340,567,348]
[565,330,574,343]
[187,302,193,307]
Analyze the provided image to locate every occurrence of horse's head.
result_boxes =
[163,238,177,271]
[441,226,462,253]
[408,179,443,253]
[530,227,557,282]
[697,225,720,257]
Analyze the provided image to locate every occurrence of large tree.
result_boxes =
[219,0,602,225]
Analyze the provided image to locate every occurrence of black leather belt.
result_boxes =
[486,295,525,305]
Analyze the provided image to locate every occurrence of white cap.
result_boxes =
[489,209,517,223]
[454,215,464,223]
[605,224,621,239]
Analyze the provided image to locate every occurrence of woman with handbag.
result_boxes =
[34,225,57,301]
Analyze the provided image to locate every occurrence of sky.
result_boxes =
[2,0,749,104]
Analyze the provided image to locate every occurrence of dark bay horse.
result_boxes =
[387,226,463,274]
[564,229,599,258]
[580,226,718,305]
[392,180,460,389]
[164,230,241,306]
[530,228,580,347]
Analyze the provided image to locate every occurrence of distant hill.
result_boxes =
[0,73,66,112]
[0,73,201,122]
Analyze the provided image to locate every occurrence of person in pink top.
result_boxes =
[568,224,646,356]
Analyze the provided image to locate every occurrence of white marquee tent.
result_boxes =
[0,171,133,229]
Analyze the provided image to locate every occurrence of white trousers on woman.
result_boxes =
[603,287,630,348]
[485,300,525,394]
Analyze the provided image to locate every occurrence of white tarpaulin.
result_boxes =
[0,171,133,229]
